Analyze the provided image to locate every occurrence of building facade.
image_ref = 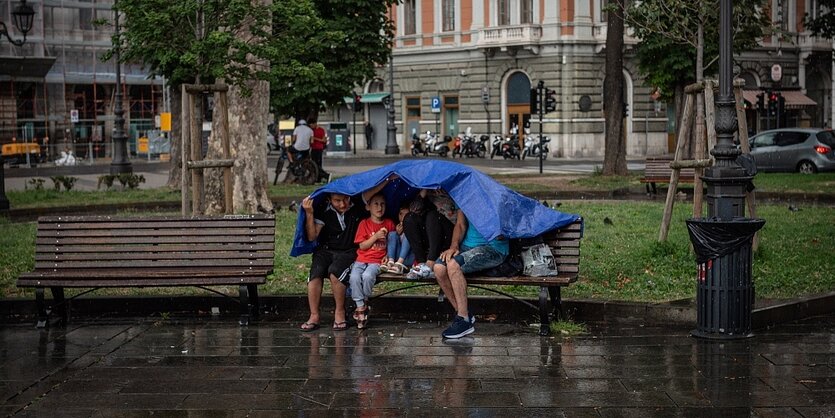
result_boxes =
[1,0,163,159]
[328,0,829,157]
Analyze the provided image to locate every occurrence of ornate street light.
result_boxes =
[1,0,36,212]
[110,1,132,174]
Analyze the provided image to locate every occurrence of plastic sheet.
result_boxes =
[290,160,582,256]
[685,217,766,264]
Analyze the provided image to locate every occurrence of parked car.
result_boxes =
[747,128,835,174]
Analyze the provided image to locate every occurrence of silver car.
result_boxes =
[747,128,835,173]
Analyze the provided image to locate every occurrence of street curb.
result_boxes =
[2,292,833,328]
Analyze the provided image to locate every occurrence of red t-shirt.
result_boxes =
[354,218,396,264]
[311,126,326,151]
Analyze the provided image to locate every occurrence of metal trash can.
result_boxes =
[328,123,350,152]
[686,217,765,339]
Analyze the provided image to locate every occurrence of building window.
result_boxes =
[442,0,455,31]
[520,0,532,24]
[443,96,459,138]
[405,96,421,138]
[498,0,510,26]
[404,0,417,35]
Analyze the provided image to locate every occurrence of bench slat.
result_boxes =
[36,236,275,245]
[21,268,270,278]
[376,273,576,286]
[37,215,273,223]
[34,258,274,269]
[35,251,274,261]
[37,227,274,238]
[35,243,275,253]
[17,277,267,287]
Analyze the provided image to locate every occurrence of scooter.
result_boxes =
[410,129,425,156]
[420,131,450,157]
[451,134,463,158]
[522,130,551,160]
[55,150,78,166]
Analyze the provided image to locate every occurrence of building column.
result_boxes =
[542,0,560,39]
[574,0,593,38]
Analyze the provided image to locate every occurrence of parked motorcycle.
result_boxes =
[410,129,425,156]
[451,134,463,158]
[419,131,450,157]
[456,127,487,158]
[522,131,551,160]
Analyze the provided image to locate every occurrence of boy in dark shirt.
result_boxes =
[299,175,396,331]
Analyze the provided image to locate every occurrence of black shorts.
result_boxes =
[309,248,356,283]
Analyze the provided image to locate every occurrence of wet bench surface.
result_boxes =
[16,215,275,327]
[376,218,584,335]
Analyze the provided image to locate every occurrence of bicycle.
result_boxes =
[273,143,319,185]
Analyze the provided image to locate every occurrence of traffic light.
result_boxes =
[623,102,629,118]
[544,89,557,113]
[530,88,539,114]
[756,93,764,111]
[768,91,778,114]
[353,94,362,112]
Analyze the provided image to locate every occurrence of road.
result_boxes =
[3,151,646,192]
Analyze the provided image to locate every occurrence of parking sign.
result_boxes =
[431,96,441,113]
[70,109,79,123]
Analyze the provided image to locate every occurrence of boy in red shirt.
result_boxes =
[349,193,396,329]
[309,119,330,183]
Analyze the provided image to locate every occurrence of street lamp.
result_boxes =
[687,0,765,339]
[385,51,399,155]
[0,0,36,211]
[110,2,132,174]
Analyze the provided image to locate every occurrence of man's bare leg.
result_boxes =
[433,264,458,312]
[329,275,347,324]
[446,259,469,318]
[305,278,323,325]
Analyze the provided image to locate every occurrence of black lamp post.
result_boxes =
[385,51,399,155]
[687,0,765,339]
[110,2,132,174]
[0,0,36,211]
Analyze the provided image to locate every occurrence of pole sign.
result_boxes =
[70,109,79,123]
[430,96,441,113]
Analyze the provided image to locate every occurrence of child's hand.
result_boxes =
[396,223,403,235]
[374,228,387,239]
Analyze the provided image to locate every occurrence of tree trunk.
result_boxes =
[166,87,183,190]
[603,0,628,175]
[203,0,273,215]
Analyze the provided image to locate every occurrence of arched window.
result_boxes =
[507,72,531,104]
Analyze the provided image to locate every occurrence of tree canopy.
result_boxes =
[625,0,772,101]
[805,0,835,38]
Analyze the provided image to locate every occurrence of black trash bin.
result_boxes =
[686,217,765,339]
[327,123,351,153]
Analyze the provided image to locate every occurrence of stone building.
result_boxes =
[325,0,828,157]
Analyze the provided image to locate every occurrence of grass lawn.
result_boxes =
[2,200,832,303]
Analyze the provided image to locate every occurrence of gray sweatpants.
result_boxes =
[349,262,380,307]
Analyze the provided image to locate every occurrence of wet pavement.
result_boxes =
[2,313,835,417]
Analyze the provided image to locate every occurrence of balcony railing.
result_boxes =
[477,24,542,47]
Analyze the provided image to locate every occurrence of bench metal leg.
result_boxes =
[35,288,48,328]
[51,287,68,325]
[247,284,260,320]
[538,286,550,336]
[239,285,251,326]
[549,286,563,321]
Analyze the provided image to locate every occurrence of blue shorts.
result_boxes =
[439,244,506,274]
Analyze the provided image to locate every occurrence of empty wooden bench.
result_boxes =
[641,155,696,195]
[17,215,275,327]
[376,218,583,336]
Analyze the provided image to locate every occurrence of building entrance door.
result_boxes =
[507,105,531,149]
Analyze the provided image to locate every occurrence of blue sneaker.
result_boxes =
[442,315,475,339]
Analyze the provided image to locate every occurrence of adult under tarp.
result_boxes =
[290,160,582,256]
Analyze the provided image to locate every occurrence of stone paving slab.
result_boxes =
[1,313,835,416]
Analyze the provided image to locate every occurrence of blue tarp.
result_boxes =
[290,160,582,256]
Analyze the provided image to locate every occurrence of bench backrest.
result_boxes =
[539,218,583,281]
[32,215,275,278]
[644,156,695,179]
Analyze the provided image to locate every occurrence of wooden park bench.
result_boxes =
[640,155,696,195]
[375,218,583,336]
[16,214,275,328]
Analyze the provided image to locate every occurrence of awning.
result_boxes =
[741,90,817,110]
[0,57,56,78]
[342,92,391,104]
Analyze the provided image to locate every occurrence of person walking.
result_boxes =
[309,119,331,183]
[364,120,374,150]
